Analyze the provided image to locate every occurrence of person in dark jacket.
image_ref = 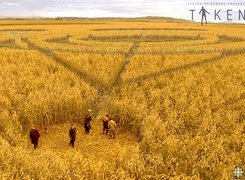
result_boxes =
[102,114,109,135]
[69,124,76,147]
[84,109,92,134]
[29,125,40,149]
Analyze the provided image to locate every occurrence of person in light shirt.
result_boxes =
[108,118,117,139]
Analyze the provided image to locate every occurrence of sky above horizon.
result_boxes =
[0,0,244,22]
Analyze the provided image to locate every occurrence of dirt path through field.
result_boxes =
[38,120,139,165]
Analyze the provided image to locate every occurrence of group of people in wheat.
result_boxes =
[29,109,117,149]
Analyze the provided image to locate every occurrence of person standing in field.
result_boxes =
[102,114,109,135]
[108,118,117,139]
[69,124,76,147]
[29,125,40,149]
[199,6,210,26]
[84,109,92,134]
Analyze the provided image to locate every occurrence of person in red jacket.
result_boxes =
[29,125,40,149]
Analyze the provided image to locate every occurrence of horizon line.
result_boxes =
[0,16,244,24]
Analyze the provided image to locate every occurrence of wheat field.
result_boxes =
[0,19,244,179]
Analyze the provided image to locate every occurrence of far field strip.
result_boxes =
[40,35,245,55]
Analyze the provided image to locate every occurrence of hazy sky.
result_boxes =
[0,0,244,21]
